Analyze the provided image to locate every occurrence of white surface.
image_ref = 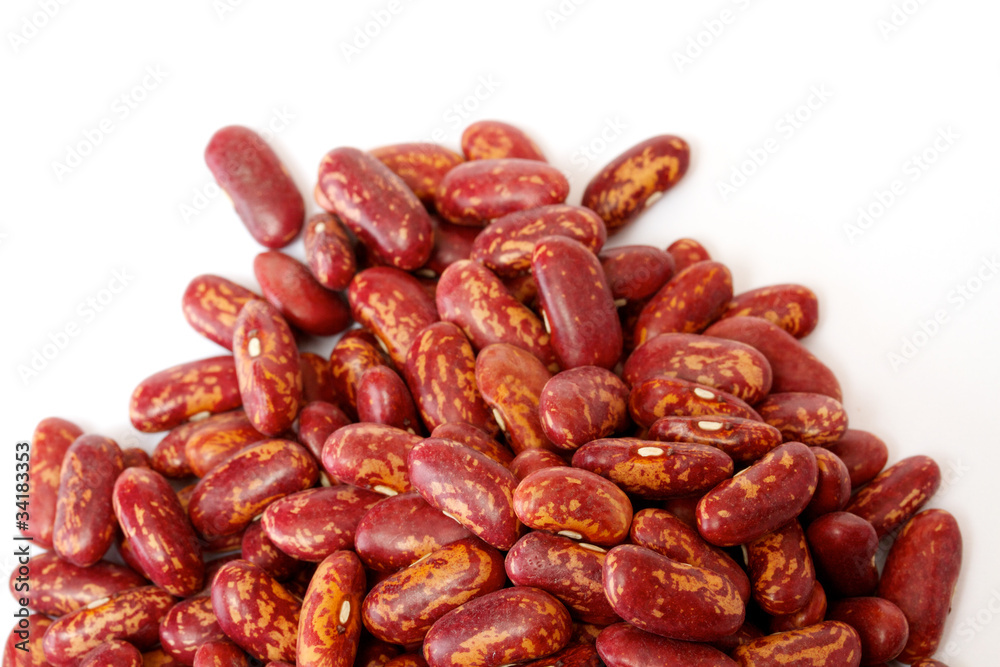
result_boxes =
[2,0,998,662]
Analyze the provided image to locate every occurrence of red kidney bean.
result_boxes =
[321,423,422,496]
[183,410,267,478]
[666,237,711,271]
[151,421,199,479]
[14,552,146,617]
[370,142,464,205]
[297,551,366,667]
[429,423,512,466]
[421,216,479,278]
[303,212,356,291]
[253,250,352,336]
[5,614,53,667]
[240,520,301,581]
[825,429,889,489]
[647,415,781,463]
[298,352,341,408]
[746,520,816,616]
[121,448,151,469]
[129,356,242,433]
[328,333,391,419]
[22,417,82,547]
[348,267,440,367]
[295,400,351,461]
[732,621,863,666]
[475,343,555,453]
[801,447,852,523]
[599,244,675,304]
[596,623,738,667]
[769,581,827,633]
[318,147,434,270]
[582,135,690,232]
[827,597,909,665]
[720,284,820,339]
[461,120,546,162]
[509,449,568,480]
[159,597,227,666]
[193,642,247,667]
[211,560,300,662]
[262,486,381,561]
[357,366,423,434]
[757,392,848,446]
[205,126,304,249]
[845,455,941,538]
[181,275,262,351]
[435,159,569,226]
[805,511,879,598]
[629,377,761,428]
[634,261,733,344]
[539,366,629,451]
[79,640,142,667]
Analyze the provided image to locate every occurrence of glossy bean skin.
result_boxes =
[805,512,879,598]
[429,423,512,466]
[121,448,151,469]
[348,267,440,367]
[363,537,506,645]
[509,449,568,480]
[826,429,889,489]
[303,213,356,291]
[188,439,318,540]
[53,435,124,567]
[4,614,53,667]
[746,521,815,616]
[572,438,733,500]
[733,622,862,666]
[370,143,464,204]
[599,245,675,304]
[471,205,606,277]
[826,597,909,665]
[704,316,841,400]
[42,587,176,667]
[318,147,434,270]
[151,421,199,479]
[112,468,203,596]
[532,236,622,369]
[539,366,628,451]
[422,217,479,278]
[581,135,690,232]
[328,334,391,419]
[241,521,301,581]
[461,120,546,162]
[434,159,569,226]
[630,508,750,603]
[295,401,351,462]
[262,486,381,561]
[768,582,827,635]
[647,415,781,463]
[629,378,761,429]
[474,343,555,453]
[254,251,352,336]
[696,442,818,547]
[596,623,738,667]
[204,126,304,249]
[407,437,522,551]
[183,410,266,478]
[422,587,572,667]
[13,552,147,617]
[667,238,711,271]
[801,447,852,523]
[321,423,422,496]
[192,642,247,667]
[720,284,820,339]
[182,275,262,351]
[757,393,848,446]
[635,261,733,344]
[159,597,227,666]
[233,300,302,436]
[21,417,82,547]
[436,261,557,370]
[129,356,242,433]
[878,510,961,663]
[603,545,744,642]
[211,560,300,662]
[79,641,143,667]
[357,366,423,434]
[297,551,366,667]
[845,455,941,539]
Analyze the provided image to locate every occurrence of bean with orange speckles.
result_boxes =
[4,614,52,667]
[769,581,827,633]
[629,377,761,429]
[666,237,711,272]
[407,437,522,551]
[806,512,878,599]
[303,213,356,291]
[295,400,351,462]
[299,352,337,405]
[370,143,465,205]
[328,334,390,420]
[296,551,365,667]
[159,597,227,666]
[192,641,248,667]
[262,486,381,561]
[732,621,863,667]
[321,423,422,496]
[696,442,818,547]
[53,435,123,568]
[357,366,423,434]
[233,300,302,436]
[241,521,301,581]
[746,520,816,616]
[647,415,781,463]
[505,531,619,625]
[826,429,889,490]
[253,251,352,337]
[112,467,203,597]
[509,449,568,481]
[354,491,473,573]
[363,537,506,645]
[470,204,606,278]
[634,261,733,344]
[533,236,622,369]
[582,135,690,232]
[826,597,909,665]
[461,120,546,162]
[79,641,142,667]
[757,392,848,446]
[513,467,632,546]
[629,508,750,603]
[21,417,82,547]
[404,322,497,436]
[12,552,147,617]
[211,560,300,662]
[318,147,434,269]
[429,423,512,466]
[436,261,557,370]
[596,623,738,667]
[348,267,440,367]
[422,587,572,667]
[129,356,242,433]
[801,447,851,523]
[720,284,820,339]
[845,455,941,539]
[539,366,628,451]
[183,410,267,478]
[188,439,318,540]
[42,586,176,667]
[151,421,199,479]
[434,158,569,226]
[602,544,744,642]
[474,343,555,454]
[182,275,262,351]
[573,438,733,500]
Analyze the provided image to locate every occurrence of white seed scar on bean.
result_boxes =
[314,222,326,234]
[644,191,664,208]
[414,268,436,278]
[613,298,628,308]
[373,485,398,497]
[542,310,552,334]
[579,543,607,553]
[637,446,663,457]
[493,408,507,432]
[320,473,334,487]
[338,600,351,624]
[442,511,462,524]
[376,337,390,354]
[557,530,583,540]
[188,411,211,422]
[698,420,724,431]
[693,387,716,400]
[247,336,262,358]
[85,596,110,610]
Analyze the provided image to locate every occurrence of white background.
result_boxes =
[2,0,998,663]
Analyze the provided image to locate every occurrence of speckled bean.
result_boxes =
[129,356,242,433]
[348,267,440,367]
[181,275,262,351]
[845,455,941,539]
[159,597,227,666]
[296,551,366,667]
[538,366,629,451]
[211,560,300,662]
[720,284,819,339]
[474,343,555,454]
[435,159,569,226]
[21,417,82,547]
[321,423,422,496]
[628,377,761,429]
[303,213,356,291]
[647,415,782,463]
[635,261,733,344]
[262,486,381,561]
[13,552,146,618]
[370,143,464,204]
[461,120,546,162]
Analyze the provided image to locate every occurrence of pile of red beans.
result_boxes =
[10,121,960,667]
